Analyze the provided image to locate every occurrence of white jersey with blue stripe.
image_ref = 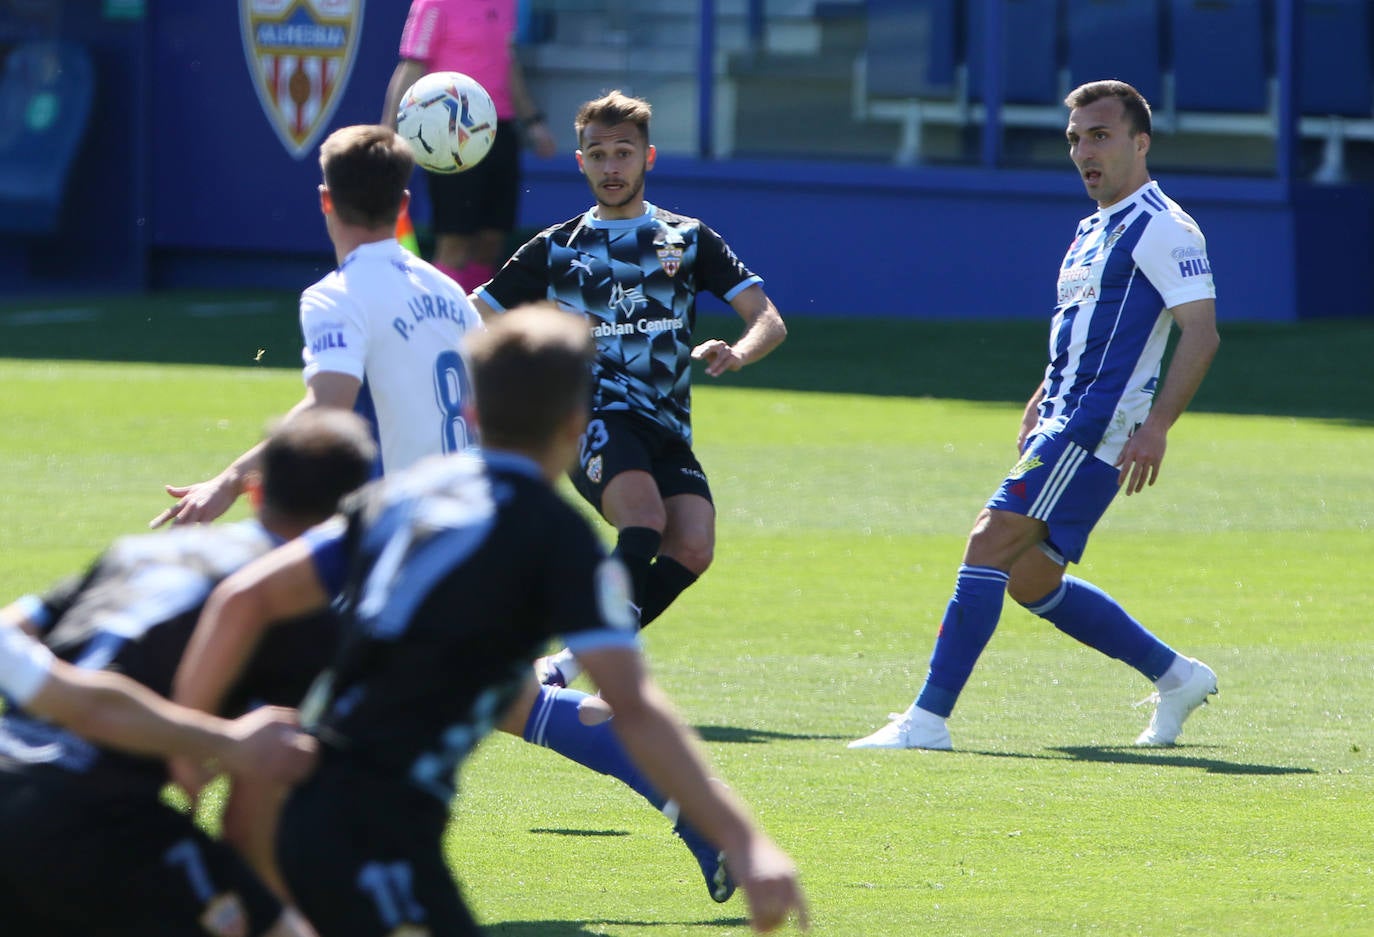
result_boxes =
[1037,180,1216,464]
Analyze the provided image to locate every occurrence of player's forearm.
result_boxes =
[1144,323,1219,432]
[730,299,787,366]
[607,683,755,857]
[174,578,273,717]
[33,663,237,763]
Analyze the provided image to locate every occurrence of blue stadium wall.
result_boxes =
[1,2,1369,322]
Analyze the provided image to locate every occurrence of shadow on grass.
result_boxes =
[1051,744,1319,776]
[963,745,1316,775]
[527,828,631,837]
[694,724,852,744]
[484,919,748,936]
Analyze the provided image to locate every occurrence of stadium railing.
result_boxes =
[850,0,1374,177]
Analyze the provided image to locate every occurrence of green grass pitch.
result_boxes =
[2,293,1371,936]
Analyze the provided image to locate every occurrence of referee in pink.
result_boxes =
[382,0,557,290]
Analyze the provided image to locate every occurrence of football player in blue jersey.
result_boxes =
[469,90,788,687]
[170,305,809,937]
[851,79,1221,752]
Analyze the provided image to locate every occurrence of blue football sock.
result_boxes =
[915,565,1011,718]
[1020,575,1177,681]
[522,685,665,810]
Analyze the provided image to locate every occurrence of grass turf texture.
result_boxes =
[2,293,1371,936]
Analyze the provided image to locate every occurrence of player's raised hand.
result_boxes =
[728,834,810,933]
[149,474,240,529]
[691,339,745,377]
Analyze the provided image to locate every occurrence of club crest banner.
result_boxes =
[240,0,364,159]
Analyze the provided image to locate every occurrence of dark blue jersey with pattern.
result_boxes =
[0,522,340,799]
[301,451,638,805]
[476,203,762,443]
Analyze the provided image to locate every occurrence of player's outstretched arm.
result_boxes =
[692,284,786,378]
[21,654,315,782]
[151,445,263,529]
[580,645,809,933]
[151,373,361,529]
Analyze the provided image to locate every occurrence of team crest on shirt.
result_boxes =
[1103,223,1127,251]
[199,892,248,937]
[1008,453,1043,479]
[586,454,603,484]
[656,244,683,277]
[240,0,365,159]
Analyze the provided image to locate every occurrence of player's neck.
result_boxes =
[591,199,648,222]
[332,226,395,265]
[256,507,322,542]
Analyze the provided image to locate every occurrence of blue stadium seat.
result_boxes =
[864,0,959,99]
[1170,0,1268,113]
[1064,0,1163,105]
[0,40,93,234]
[1299,0,1372,116]
[966,0,1061,106]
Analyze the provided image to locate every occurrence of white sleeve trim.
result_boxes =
[0,625,54,705]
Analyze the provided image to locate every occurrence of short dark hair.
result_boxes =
[575,90,652,146]
[260,409,376,522]
[465,303,595,451]
[1064,79,1153,136]
[318,125,413,228]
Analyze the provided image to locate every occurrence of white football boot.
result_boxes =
[848,704,952,751]
[1135,657,1218,746]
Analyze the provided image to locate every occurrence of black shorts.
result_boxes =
[0,775,283,937]
[571,410,713,514]
[278,757,480,937]
[427,119,520,236]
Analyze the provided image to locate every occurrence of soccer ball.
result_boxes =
[396,71,497,175]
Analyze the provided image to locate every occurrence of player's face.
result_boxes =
[576,122,656,220]
[1066,97,1150,208]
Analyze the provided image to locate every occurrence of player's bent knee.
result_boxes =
[577,695,613,726]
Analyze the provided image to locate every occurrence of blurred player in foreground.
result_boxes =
[0,409,376,937]
[172,305,809,936]
[851,79,1220,752]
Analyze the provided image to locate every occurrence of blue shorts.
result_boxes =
[986,431,1120,565]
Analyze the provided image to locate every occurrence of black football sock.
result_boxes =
[639,556,699,629]
[612,526,661,613]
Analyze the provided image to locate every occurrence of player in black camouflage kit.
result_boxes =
[471,90,787,685]
[0,410,375,937]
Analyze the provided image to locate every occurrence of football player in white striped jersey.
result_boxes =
[852,80,1220,752]
[152,124,482,529]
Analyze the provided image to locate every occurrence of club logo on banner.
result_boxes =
[240,0,364,159]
